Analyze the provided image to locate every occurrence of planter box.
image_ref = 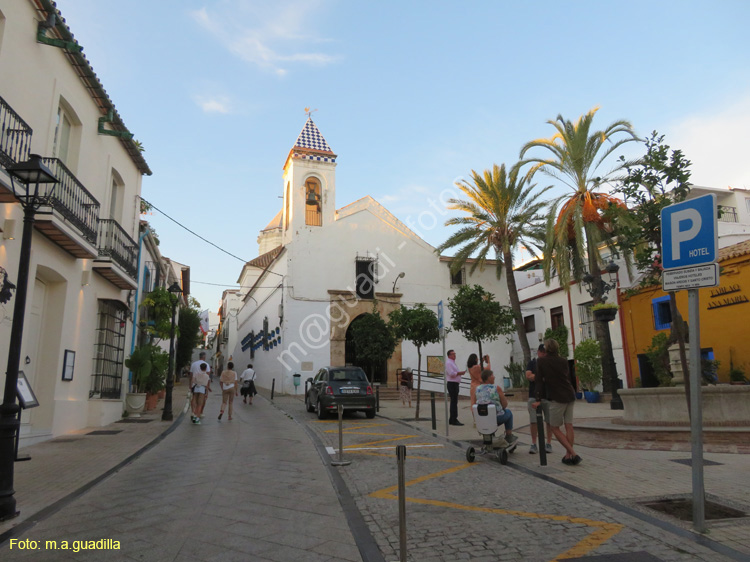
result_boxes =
[593,307,618,323]
[619,386,750,426]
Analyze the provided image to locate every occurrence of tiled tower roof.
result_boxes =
[291,118,336,163]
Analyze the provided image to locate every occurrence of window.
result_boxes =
[652,295,672,330]
[305,177,322,226]
[52,99,80,170]
[0,10,6,56]
[523,315,536,333]
[578,302,595,341]
[90,300,128,399]
[355,258,376,299]
[550,306,564,329]
[284,182,291,229]
[450,267,465,287]
[109,169,124,222]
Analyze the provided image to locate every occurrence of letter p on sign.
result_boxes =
[671,208,702,261]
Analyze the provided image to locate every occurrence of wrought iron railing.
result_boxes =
[0,96,32,170]
[718,205,738,223]
[40,157,100,244]
[97,219,138,279]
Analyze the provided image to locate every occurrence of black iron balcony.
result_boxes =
[31,158,100,257]
[93,219,138,289]
[718,205,738,223]
[0,96,33,202]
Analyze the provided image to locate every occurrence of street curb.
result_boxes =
[0,404,188,547]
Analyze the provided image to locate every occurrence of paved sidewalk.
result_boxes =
[374,393,750,558]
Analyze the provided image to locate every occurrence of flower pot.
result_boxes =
[584,390,600,403]
[125,392,147,417]
[575,392,583,400]
[145,393,159,410]
[593,307,618,323]
[158,389,166,399]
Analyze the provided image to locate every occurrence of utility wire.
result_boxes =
[141,198,248,263]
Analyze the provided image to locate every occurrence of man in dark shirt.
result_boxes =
[525,344,552,454]
[532,338,581,465]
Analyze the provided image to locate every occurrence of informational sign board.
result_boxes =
[661,194,718,270]
[663,263,720,292]
[17,371,39,409]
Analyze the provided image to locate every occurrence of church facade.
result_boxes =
[225,118,513,394]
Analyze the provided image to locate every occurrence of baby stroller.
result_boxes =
[465,403,517,465]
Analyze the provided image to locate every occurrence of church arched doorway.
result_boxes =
[344,314,387,384]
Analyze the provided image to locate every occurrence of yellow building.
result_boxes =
[621,240,750,385]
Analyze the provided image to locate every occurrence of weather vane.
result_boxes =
[304,107,318,118]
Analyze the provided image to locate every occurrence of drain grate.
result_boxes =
[640,498,746,521]
[671,458,722,467]
[115,418,153,424]
[86,430,123,435]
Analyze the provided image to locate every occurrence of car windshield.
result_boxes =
[330,369,367,382]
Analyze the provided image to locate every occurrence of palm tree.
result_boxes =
[519,107,637,401]
[437,162,550,365]
[519,107,637,288]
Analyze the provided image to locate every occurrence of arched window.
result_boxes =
[284,182,291,229]
[305,177,322,226]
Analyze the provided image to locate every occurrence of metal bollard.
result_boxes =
[375,383,380,412]
[396,444,407,562]
[430,392,436,430]
[536,404,547,466]
[331,404,352,467]
[271,378,275,400]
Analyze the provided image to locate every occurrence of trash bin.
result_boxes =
[293,373,301,393]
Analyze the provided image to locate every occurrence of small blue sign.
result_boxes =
[437,300,444,331]
[661,194,718,270]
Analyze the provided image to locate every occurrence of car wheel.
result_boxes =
[365,409,375,419]
[305,394,315,412]
[316,400,327,420]
[466,447,475,463]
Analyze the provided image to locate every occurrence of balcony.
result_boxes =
[718,205,738,223]
[0,96,33,202]
[31,158,100,258]
[93,219,138,289]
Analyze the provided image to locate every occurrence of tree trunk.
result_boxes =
[503,247,531,365]
[668,292,691,420]
[478,340,484,368]
[415,347,422,420]
[587,248,617,395]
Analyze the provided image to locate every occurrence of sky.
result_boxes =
[53,0,750,311]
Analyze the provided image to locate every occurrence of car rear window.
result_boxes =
[330,369,367,382]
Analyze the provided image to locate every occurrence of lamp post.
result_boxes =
[582,260,623,410]
[392,272,405,293]
[162,281,182,421]
[0,155,58,521]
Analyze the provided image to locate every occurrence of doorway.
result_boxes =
[344,314,387,384]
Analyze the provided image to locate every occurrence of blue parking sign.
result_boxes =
[661,194,718,270]
[437,300,443,331]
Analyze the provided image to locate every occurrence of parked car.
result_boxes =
[305,366,376,419]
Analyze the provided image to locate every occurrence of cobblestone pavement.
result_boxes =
[275,394,748,562]
[1,394,362,562]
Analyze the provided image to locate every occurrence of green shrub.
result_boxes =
[573,339,602,391]
[504,361,526,389]
[645,333,672,387]
[543,325,569,358]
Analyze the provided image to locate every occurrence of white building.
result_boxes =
[226,118,513,394]
[0,1,156,443]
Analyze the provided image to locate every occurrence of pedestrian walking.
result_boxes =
[533,338,580,465]
[468,353,490,407]
[240,364,257,404]
[218,361,238,420]
[190,362,211,424]
[190,351,211,383]
[399,367,413,407]
[446,349,466,425]
[525,344,553,454]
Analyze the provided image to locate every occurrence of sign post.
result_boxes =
[438,301,448,436]
[660,193,719,533]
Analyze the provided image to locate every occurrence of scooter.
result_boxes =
[465,403,517,465]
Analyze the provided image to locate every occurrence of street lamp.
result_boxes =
[392,271,405,293]
[581,260,623,410]
[162,281,183,421]
[0,154,58,521]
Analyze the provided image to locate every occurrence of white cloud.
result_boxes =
[189,1,339,75]
[668,96,750,190]
[193,94,232,114]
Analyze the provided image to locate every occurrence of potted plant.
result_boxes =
[591,302,618,323]
[574,339,603,403]
[124,345,152,417]
[729,366,747,385]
